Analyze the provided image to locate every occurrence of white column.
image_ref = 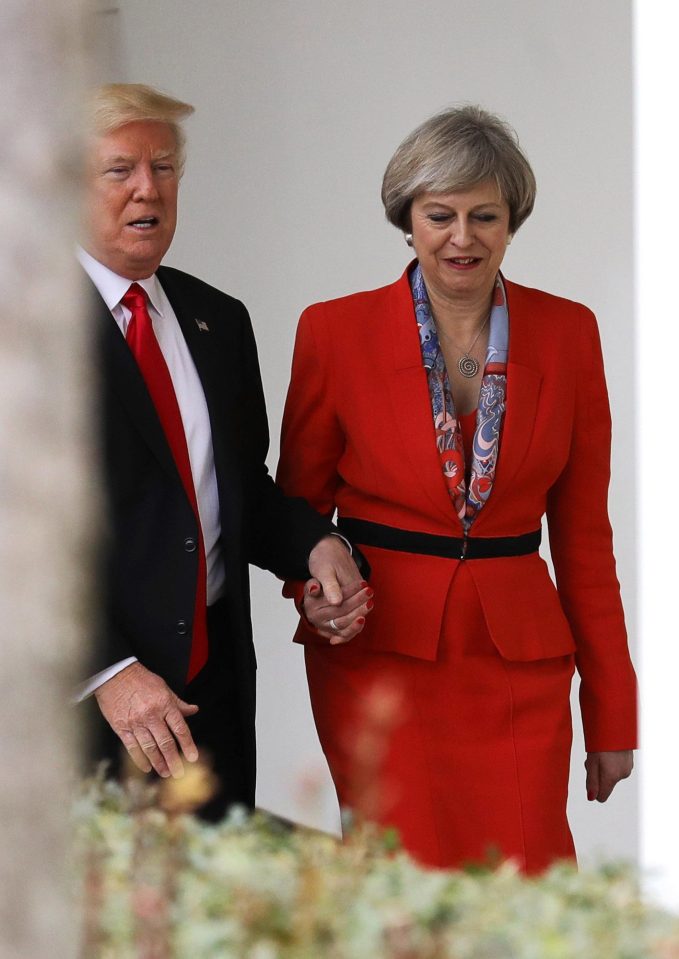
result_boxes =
[634,0,679,910]
[0,1,92,956]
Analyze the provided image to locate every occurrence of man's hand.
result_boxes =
[303,577,374,645]
[585,750,634,802]
[94,662,199,778]
[308,534,365,605]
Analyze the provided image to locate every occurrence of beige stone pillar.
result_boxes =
[0,2,93,956]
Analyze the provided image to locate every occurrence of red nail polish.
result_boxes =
[360,581,369,588]
[366,600,374,611]
[366,589,374,599]
[356,617,366,626]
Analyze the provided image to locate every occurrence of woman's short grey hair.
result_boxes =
[87,83,194,175]
[381,105,536,234]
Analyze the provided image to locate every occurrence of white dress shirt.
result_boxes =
[76,248,225,699]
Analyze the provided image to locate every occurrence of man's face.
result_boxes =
[84,120,179,279]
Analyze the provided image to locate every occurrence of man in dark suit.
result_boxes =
[78,84,368,818]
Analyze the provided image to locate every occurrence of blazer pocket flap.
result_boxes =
[294,545,455,660]
[469,554,576,661]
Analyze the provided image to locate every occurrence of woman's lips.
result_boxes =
[443,256,481,270]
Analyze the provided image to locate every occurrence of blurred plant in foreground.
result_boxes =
[72,772,679,959]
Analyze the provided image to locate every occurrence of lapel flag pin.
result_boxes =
[195,319,210,333]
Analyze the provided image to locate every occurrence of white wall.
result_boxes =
[110,0,637,863]
[634,0,679,909]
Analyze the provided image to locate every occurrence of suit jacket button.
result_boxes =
[176,620,188,635]
[184,537,197,552]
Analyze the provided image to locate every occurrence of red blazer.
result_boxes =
[277,267,637,753]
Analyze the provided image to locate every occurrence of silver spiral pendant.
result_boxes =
[458,354,480,378]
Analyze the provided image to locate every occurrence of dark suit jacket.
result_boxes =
[93,264,334,694]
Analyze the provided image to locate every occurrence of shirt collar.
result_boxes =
[77,246,164,316]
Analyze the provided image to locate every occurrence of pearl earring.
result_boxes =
[404,233,413,247]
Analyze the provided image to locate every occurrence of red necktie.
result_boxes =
[122,283,208,681]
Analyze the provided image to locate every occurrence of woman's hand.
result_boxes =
[302,577,374,645]
[585,750,634,802]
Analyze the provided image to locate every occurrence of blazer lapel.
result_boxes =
[94,281,179,481]
[155,267,240,497]
[472,279,542,531]
[383,269,543,535]
[156,269,222,402]
[385,270,465,530]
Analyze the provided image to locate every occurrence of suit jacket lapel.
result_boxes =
[384,269,544,535]
[156,267,222,405]
[155,267,240,500]
[472,279,542,531]
[94,279,179,482]
[385,270,465,530]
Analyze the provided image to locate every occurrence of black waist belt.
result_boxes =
[338,517,541,561]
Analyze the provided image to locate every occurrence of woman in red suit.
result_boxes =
[276,106,637,873]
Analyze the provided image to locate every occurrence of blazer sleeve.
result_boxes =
[237,302,336,581]
[276,303,348,605]
[546,307,637,752]
[277,304,345,514]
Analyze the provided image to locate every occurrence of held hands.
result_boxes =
[303,577,374,644]
[94,661,199,778]
[306,532,374,644]
[585,750,634,802]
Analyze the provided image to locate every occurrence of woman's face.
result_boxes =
[409,180,512,306]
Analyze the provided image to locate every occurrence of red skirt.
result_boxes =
[304,563,576,873]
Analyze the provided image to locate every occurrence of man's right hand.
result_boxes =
[94,662,199,778]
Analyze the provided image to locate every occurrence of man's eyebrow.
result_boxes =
[99,150,176,164]
[101,153,135,165]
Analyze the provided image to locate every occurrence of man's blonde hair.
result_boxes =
[88,83,194,174]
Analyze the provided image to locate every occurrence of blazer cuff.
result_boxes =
[282,579,321,633]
